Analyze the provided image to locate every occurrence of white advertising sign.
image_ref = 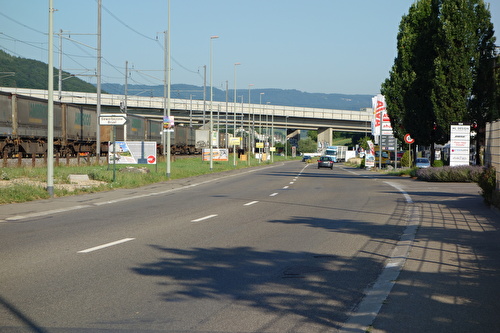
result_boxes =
[371,94,392,136]
[108,141,157,164]
[449,124,470,167]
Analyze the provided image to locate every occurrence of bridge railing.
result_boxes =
[0,87,372,122]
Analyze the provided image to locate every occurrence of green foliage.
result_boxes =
[298,137,317,154]
[357,136,371,151]
[307,130,318,141]
[332,137,352,146]
[432,160,444,167]
[0,50,98,93]
[381,0,497,148]
[401,151,412,168]
[0,184,51,203]
[477,165,497,204]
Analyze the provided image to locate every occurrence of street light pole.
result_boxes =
[233,62,241,167]
[271,107,274,163]
[248,84,254,165]
[47,0,54,197]
[259,92,264,162]
[210,35,219,171]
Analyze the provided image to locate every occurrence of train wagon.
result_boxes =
[0,91,204,158]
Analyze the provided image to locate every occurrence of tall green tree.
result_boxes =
[382,0,439,146]
[382,0,497,159]
[467,2,498,163]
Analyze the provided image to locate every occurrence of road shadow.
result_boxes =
[131,179,500,332]
[131,245,385,330]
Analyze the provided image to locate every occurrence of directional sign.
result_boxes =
[99,114,127,126]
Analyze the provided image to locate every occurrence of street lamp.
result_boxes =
[248,84,254,165]
[271,107,274,162]
[259,92,264,162]
[233,62,241,166]
[285,115,289,159]
[210,35,219,171]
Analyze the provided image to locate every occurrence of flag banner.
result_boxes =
[372,94,392,136]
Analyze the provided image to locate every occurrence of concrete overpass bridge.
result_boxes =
[0,87,372,145]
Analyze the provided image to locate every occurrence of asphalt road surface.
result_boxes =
[1,161,499,332]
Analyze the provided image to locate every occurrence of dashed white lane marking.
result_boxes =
[191,214,218,222]
[244,201,259,206]
[283,186,289,189]
[1,163,282,223]
[289,182,294,184]
[78,238,135,254]
[269,193,278,197]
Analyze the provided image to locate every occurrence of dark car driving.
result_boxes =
[317,156,334,169]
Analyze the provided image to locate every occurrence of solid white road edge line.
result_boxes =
[78,238,135,254]
[191,214,218,222]
[339,181,420,333]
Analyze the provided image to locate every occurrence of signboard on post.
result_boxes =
[108,141,157,164]
[450,123,470,167]
[163,116,174,132]
[100,114,127,126]
[229,137,241,146]
[202,148,229,161]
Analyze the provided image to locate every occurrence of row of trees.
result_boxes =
[381,0,498,164]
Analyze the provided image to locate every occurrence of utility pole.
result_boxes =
[47,0,54,197]
[96,0,102,161]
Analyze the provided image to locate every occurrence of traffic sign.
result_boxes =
[404,133,415,144]
[99,114,127,126]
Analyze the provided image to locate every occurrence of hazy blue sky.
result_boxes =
[1,1,499,96]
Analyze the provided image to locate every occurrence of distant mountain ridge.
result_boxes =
[101,83,372,111]
[0,50,372,110]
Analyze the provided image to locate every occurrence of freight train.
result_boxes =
[0,91,212,158]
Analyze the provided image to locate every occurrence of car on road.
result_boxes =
[416,157,431,168]
[302,155,312,162]
[317,156,334,169]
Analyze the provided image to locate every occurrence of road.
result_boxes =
[1,161,499,332]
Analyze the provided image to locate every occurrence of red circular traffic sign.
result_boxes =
[147,155,156,164]
[404,133,415,144]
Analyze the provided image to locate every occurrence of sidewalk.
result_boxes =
[365,172,500,332]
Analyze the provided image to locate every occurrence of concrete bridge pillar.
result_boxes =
[317,128,332,151]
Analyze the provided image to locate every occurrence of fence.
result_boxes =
[485,120,500,190]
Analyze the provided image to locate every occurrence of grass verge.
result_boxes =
[0,154,298,205]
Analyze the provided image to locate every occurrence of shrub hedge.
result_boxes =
[416,165,498,207]
[416,165,483,182]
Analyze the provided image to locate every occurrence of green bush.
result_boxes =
[416,165,483,182]
[432,160,444,167]
[477,165,497,204]
[401,151,411,168]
